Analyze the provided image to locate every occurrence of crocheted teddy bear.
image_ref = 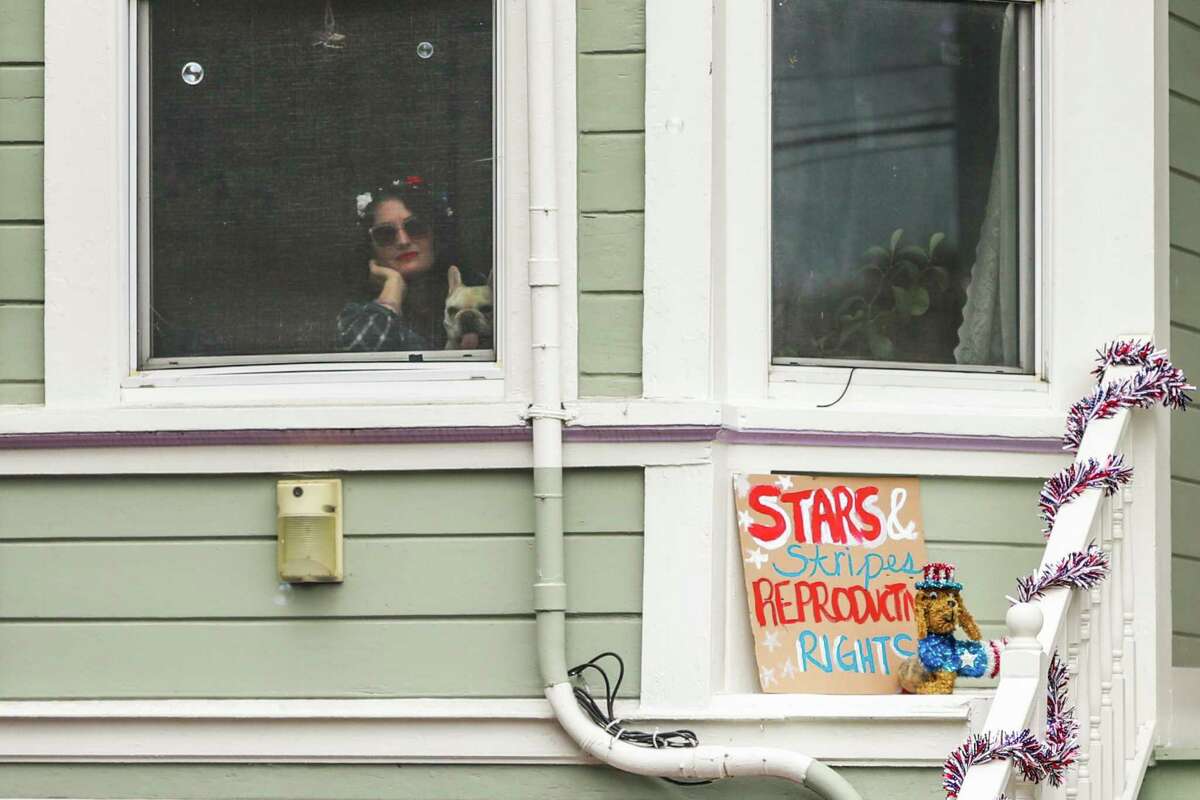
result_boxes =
[898,562,1002,694]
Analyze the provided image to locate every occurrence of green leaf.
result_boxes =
[862,246,889,264]
[898,245,929,266]
[926,265,951,291]
[889,229,904,255]
[869,332,894,359]
[929,232,945,257]
[908,287,930,316]
[894,260,919,284]
[891,286,910,314]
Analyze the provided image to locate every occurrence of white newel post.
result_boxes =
[959,603,1046,800]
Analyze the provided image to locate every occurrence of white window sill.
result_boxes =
[0,693,991,765]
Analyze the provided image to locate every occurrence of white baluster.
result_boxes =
[1111,655,1127,795]
[1066,640,1083,800]
[1101,686,1115,796]
[1089,715,1105,800]
[1123,612,1137,756]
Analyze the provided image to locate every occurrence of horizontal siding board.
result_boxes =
[578,0,646,53]
[0,65,43,142]
[1175,0,1200,27]
[579,133,645,212]
[578,373,642,397]
[0,304,42,380]
[0,225,42,300]
[579,213,644,292]
[0,535,643,618]
[0,65,40,97]
[0,617,641,698]
[579,294,643,374]
[1171,248,1200,329]
[1172,172,1200,254]
[0,145,42,219]
[1173,556,1200,636]
[0,382,41,404]
[1172,326,1200,481]
[578,53,645,132]
[1175,633,1200,667]
[0,469,645,539]
[0,0,43,62]
[1172,15,1200,101]
[0,97,41,140]
[1171,94,1200,178]
[1172,480,1200,560]
[923,543,1043,624]
[0,764,942,800]
[921,477,1045,544]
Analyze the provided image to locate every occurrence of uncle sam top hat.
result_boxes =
[915,561,963,591]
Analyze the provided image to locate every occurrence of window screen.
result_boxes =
[771,0,1033,372]
[140,0,495,367]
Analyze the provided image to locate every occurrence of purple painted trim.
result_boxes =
[715,427,1066,454]
[0,424,1063,453]
[563,425,721,443]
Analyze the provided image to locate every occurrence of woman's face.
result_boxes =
[370,198,435,277]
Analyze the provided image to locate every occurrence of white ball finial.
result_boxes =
[1007,602,1044,640]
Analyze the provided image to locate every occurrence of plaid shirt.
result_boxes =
[336,302,431,352]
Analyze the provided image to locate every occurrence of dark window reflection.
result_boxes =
[772,0,1027,369]
[147,0,493,362]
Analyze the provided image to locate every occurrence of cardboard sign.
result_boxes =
[733,473,928,694]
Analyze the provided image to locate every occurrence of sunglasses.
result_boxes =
[369,217,432,248]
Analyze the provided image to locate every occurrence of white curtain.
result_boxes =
[955,6,1019,367]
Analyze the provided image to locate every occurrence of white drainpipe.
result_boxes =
[525,2,861,797]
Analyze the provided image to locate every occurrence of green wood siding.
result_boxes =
[1170,2,1200,667]
[0,764,939,800]
[578,0,645,396]
[0,0,43,404]
[1140,761,1200,799]
[0,468,643,699]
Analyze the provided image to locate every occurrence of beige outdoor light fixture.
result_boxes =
[276,479,344,583]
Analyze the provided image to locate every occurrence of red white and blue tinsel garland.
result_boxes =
[1038,456,1132,537]
[941,339,1189,799]
[1063,358,1193,452]
[1014,544,1110,604]
[942,654,1077,798]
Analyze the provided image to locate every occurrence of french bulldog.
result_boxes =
[444,265,494,350]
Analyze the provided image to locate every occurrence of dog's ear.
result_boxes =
[448,265,463,293]
[915,594,928,640]
[956,594,983,641]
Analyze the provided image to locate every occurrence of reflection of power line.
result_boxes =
[774,120,955,152]
[772,60,951,83]
[773,105,953,135]
[772,136,957,170]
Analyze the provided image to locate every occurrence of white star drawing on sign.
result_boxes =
[781,658,797,678]
[959,649,979,669]
[744,548,769,570]
[737,510,754,530]
[761,630,782,652]
[734,474,751,498]
[774,475,794,491]
[760,665,777,688]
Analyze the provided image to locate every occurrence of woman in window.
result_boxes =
[335,176,456,352]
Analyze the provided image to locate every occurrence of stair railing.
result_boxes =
[958,367,1156,800]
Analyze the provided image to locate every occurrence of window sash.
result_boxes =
[767,0,1038,375]
[132,0,503,371]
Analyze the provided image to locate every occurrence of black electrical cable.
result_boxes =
[568,652,715,786]
[816,367,856,408]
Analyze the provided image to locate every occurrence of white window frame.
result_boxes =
[639,0,1174,718]
[34,0,579,431]
[642,0,1168,442]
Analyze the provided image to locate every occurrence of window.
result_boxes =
[137,0,497,369]
[770,0,1034,373]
